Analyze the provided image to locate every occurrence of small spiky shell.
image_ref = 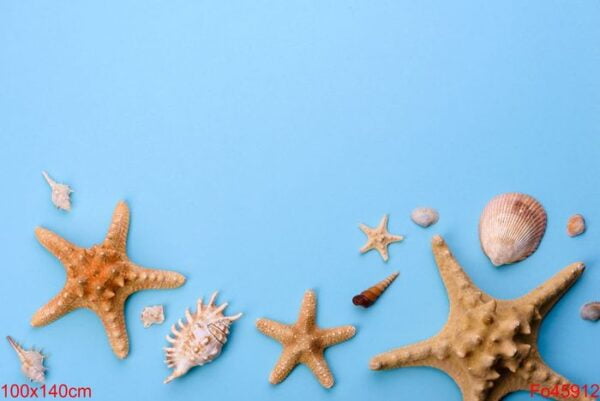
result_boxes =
[42,171,73,211]
[141,305,165,328]
[353,272,399,308]
[6,337,46,383]
[479,193,547,266]
[163,292,242,383]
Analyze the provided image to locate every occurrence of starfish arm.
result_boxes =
[514,354,597,401]
[268,348,300,385]
[103,201,130,253]
[256,318,294,343]
[369,337,445,370]
[304,352,335,388]
[125,264,186,293]
[377,214,390,230]
[519,262,585,318]
[431,236,491,315]
[31,289,78,326]
[95,304,129,359]
[359,241,375,254]
[317,326,356,347]
[297,290,317,330]
[35,227,79,268]
[376,245,390,261]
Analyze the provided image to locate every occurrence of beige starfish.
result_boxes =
[256,290,356,388]
[359,214,404,261]
[370,235,593,401]
[31,201,186,359]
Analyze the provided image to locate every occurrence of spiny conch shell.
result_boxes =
[567,214,586,237]
[580,302,600,321]
[42,171,73,211]
[6,336,46,383]
[141,305,165,328]
[410,207,439,228]
[479,193,547,266]
[164,292,242,383]
[352,271,399,308]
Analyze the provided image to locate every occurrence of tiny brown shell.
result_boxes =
[566,214,586,237]
[353,272,399,308]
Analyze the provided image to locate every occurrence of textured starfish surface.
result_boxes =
[359,214,404,262]
[256,290,356,388]
[370,235,593,401]
[31,201,186,359]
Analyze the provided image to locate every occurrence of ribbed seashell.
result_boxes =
[479,193,547,266]
[164,292,242,383]
[566,214,586,237]
[352,272,399,308]
[580,302,600,321]
[6,336,46,383]
[42,171,73,211]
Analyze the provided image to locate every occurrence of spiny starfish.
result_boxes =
[370,235,593,401]
[256,290,356,388]
[31,201,186,359]
[359,214,404,262]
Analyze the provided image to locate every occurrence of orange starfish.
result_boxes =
[31,201,186,359]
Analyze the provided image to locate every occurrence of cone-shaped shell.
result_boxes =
[6,336,46,383]
[353,272,399,308]
[479,193,547,266]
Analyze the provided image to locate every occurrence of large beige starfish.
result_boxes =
[370,235,593,401]
[31,201,186,359]
[359,214,404,261]
[256,290,356,388]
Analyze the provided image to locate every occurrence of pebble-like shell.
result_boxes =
[479,193,547,266]
[580,302,600,321]
[141,305,165,328]
[566,214,586,237]
[6,336,46,383]
[164,292,242,383]
[410,207,439,228]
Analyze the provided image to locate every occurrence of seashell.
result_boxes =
[6,336,46,383]
[164,292,242,383]
[42,171,73,211]
[141,305,165,328]
[566,214,586,237]
[353,271,399,308]
[479,193,547,266]
[410,207,439,228]
[580,302,600,321]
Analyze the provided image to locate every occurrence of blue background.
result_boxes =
[0,1,599,400]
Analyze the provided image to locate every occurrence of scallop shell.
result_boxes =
[164,292,242,383]
[479,193,547,266]
[141,305,165,328]
[6,336,46,383]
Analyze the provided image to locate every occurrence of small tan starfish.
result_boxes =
[256,290,356,388]
[31,201,186,359]
[359,214,404,261]
[370,235,593,401]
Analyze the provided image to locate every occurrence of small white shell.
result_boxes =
[410,207,439,228]
[566,214,586,237]
[6,336,46,383]
[42,171,73,211]
[141,305,165,328]
[479,193,547,266]
[163,292,242,383]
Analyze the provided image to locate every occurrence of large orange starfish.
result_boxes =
[31,201,186,359]
[370,236,593,401]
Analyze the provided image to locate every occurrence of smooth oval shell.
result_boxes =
[410,207,439,228]
[580,302,600,321]
[479,193,547,266]
[566,214,586,237]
